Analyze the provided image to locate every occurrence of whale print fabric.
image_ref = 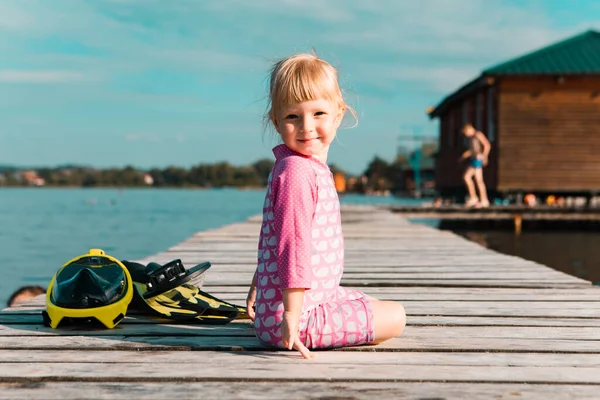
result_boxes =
[253,144,374,349]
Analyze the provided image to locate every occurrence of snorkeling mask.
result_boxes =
[43,248,133,329]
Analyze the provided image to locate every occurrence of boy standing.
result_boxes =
[460,123,491,207]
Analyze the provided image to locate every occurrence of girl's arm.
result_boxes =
[281,288,312,359]
[246,268,258,321]
[271,157,317,358]
[282,288,305,330]
[250,268,258,288]
[272,158,316,290]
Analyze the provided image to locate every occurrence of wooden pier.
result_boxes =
[1,206,599,399]
[389,204,600,220]
[389,204,600,234]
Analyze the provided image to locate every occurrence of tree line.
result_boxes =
[0,159,276,188]
[0,142,437,192]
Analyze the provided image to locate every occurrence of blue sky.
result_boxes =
[0,0,598,174]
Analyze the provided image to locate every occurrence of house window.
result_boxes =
[487,87,496,142]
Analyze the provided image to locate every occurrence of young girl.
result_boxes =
[246,53,406,359]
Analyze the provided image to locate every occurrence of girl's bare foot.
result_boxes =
[465,198,479,208]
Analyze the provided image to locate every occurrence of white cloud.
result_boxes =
[125,134,161,142]
[0,1,265,77]
[302,1,575,94]
[198,1,593,95]
[0,70,86,83]
[125,133,188,143]
[357,64,481,93]
[0,0,586,95]
[205,0,355,23]
[0,3,32,30]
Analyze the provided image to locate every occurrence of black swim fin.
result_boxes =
[121,259,247,324]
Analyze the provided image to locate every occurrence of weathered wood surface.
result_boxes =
[1,382,599,400]
[1,205,599,399]
[387,204,600,221]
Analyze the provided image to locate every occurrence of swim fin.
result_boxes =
[121,259,247,324]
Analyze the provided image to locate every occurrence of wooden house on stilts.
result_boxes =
[428,29,600,200]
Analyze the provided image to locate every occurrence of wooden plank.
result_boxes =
[200,289,600,301]
[190,232,474,239]
[169,271,582,281]
[0,334,597,353]
[8,299,600,312]
[407,316,600,327]
[141,259,570,273]
[150,255,553,268]
[5,303,596,318]
[0,362,599,384]
[199,279,588,289]
[198,266,575,275]
[159,257,574,271]
[1,382,599,400]
[1,324,598,341]
[8,286,600,302]
[6,298,600,316]
[3,313,600,328]
[157,285,600,298]
[2,349,600,367]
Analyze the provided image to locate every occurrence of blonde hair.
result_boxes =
[265,52,357,127]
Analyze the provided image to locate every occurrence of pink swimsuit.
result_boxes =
[254,144,375,349]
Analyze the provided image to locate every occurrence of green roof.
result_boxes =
[484,29,600,75]
[427,29,600,118]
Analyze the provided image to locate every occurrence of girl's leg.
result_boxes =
[370,298,406,344]
[301,297,376,349]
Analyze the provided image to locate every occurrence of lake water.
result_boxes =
[453,229,600,287]
[0,188,424,306]
[413,219,600,287]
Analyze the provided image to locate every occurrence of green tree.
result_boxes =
[251,159,274,186]
[328,163,346,175]
[162,166,189,187]
[363,157,392,191]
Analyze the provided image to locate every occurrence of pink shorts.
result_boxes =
[298,296,375,349]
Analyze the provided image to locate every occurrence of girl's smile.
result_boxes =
[297,137,321,143]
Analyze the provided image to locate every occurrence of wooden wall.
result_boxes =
[497,76,600,192]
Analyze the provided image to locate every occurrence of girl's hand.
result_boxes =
[246,285,257,322]
[281,311,313,359]
[247,269,258,322]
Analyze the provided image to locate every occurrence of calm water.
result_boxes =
[0,188,424,305]
[453,230,600,286]
[412,219,600,287]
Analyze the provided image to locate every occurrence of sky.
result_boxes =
[0,0,599,174]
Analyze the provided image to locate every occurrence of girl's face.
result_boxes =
[273,98,345,162]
